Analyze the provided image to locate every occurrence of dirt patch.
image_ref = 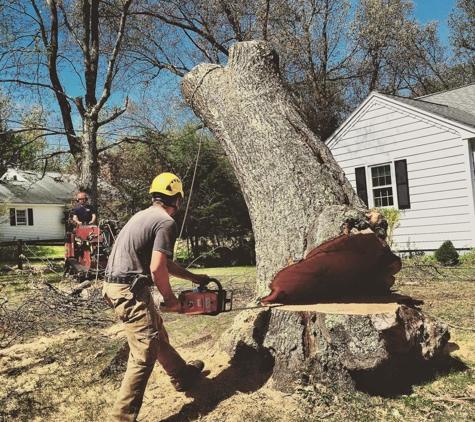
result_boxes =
[84,321,306,422]
[138,339,306,422]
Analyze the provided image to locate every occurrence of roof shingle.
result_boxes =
[0,169,77,205]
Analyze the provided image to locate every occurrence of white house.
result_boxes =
[327,84,475,252]
[0,169,77,241]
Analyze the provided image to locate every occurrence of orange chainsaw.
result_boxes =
[162,278,233,316]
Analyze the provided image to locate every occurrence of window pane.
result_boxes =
[16,210,26,225]
[371,165,392,187]
[373,187,394,207]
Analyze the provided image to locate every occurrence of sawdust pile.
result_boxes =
[0,322,307,422]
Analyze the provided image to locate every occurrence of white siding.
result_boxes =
[332,100,475,251]
[0,204,66,241]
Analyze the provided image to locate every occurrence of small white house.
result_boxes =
[0,169,77,241]
[327,84,475,252]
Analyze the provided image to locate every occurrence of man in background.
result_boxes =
[72,192,97,225]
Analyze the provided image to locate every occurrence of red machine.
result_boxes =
[165,278,233,316]
[64,222,116,281]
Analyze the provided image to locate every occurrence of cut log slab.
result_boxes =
[261,232,401,305]
[219,302,450,395]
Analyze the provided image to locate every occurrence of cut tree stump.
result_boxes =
[181,40,451,394]
[219,301,450,395]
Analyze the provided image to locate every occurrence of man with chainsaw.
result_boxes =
[102,172,210,422]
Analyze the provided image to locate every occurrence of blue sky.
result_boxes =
[412,0,456,44]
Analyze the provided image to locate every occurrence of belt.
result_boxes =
[105,275,136,284]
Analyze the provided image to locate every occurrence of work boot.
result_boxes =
[171,360,205,392]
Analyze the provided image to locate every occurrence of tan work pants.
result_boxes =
[103,282,187,422]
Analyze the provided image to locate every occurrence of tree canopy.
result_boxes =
[0,0,474,214]
[449,0,475,79]
[0,92,48,174]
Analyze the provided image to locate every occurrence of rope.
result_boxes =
[178,125,205,240]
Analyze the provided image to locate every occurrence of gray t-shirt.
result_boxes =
[105,205,177,278]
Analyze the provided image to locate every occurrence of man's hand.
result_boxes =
[193,274,211,285]
[163,295,182,312]
[167,261,212,285]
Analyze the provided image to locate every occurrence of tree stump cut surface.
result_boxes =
[262,233,401,305]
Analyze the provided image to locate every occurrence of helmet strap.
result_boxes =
[169,204,178,216]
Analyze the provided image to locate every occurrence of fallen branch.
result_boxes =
[0,279,113,349]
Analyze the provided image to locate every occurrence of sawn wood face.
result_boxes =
[261,233,401,305]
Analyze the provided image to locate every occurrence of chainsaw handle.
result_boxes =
[159,301,184,314]
[198,277,222,291]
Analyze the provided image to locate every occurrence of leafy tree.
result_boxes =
[376,207,401,248]
[100,126,253,265]
[409,62,475,98]
[275,0,354,140]
[0,93,47,174]
[132,0,356,140]
[449,0,475,69]
[134,0,453,140]
[349,0,450,101]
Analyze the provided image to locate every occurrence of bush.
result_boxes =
[376,207,402,248]
[434,240,459,266]
[402,253,435,267]
[0,245,17,262]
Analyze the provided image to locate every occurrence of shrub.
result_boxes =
[376,207,402,248]
[460,248,475,266]
[434,240,459,266]
[0,245,17,262]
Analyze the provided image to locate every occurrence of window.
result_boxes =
[355,160,410,210]
[471,139,475,179]
[16,210,27,225]
[9,208,34,226]
[371,164,394,207]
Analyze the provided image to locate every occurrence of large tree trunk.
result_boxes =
[181,40,449,393]
[182,40,389,298]
[76,117,99,206]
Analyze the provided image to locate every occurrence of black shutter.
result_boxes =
[355,167,368,206]
[28,208,34,226]
[395,159,410,210]
[10,208,16,226]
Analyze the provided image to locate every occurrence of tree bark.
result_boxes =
[218,303,450,395]
[181,40,449,393]
[76,116,99,205]
[181,40,388,299]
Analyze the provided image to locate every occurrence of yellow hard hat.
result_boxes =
[149,173,184,198]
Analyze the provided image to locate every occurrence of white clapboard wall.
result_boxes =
[328,94,475,252]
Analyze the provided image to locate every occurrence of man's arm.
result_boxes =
[167,260,210,285]
[150,250,181,311]
[89,212,97,225]
[72,213,81,225]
